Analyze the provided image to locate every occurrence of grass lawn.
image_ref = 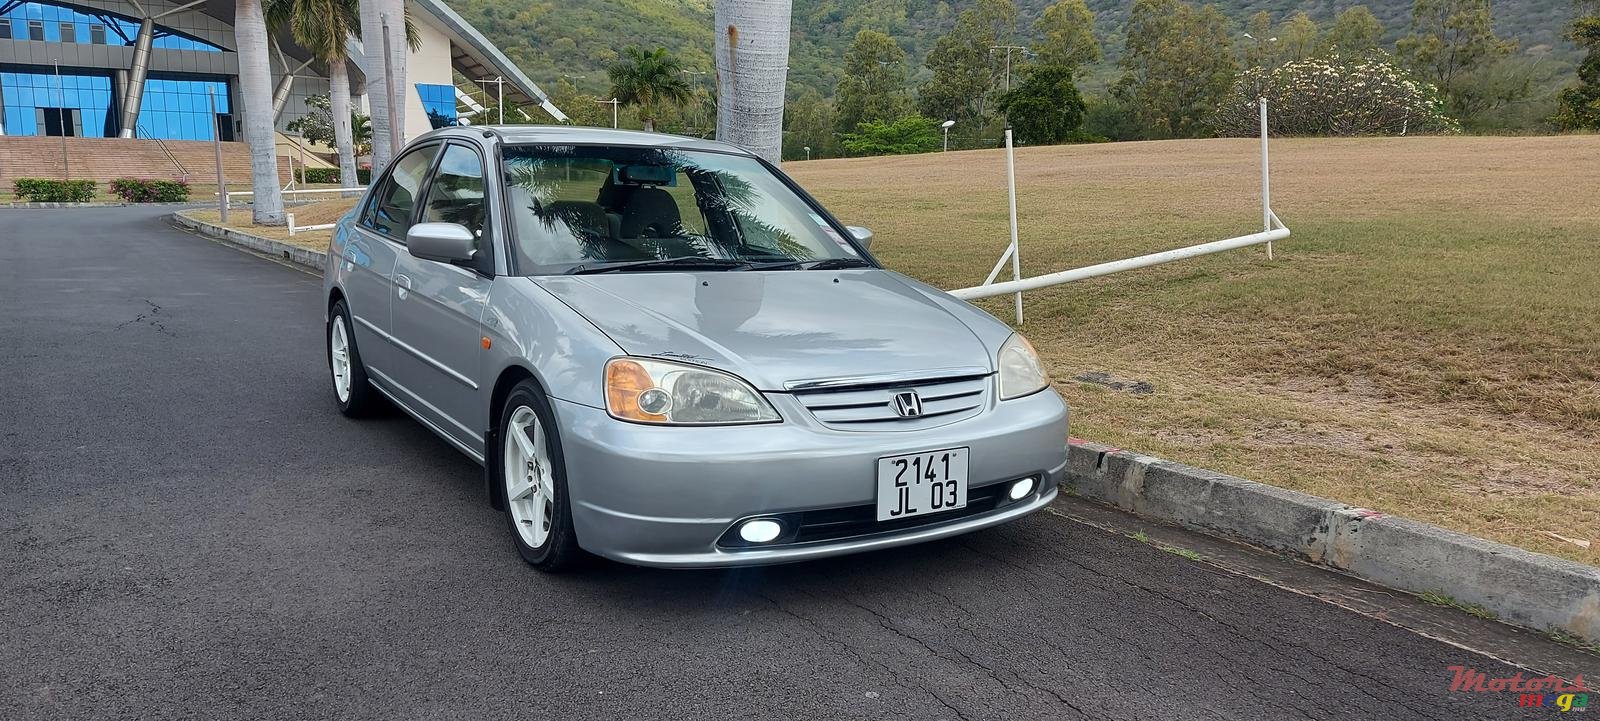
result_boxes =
[199,135,1600,563]
[789,135,1600,564]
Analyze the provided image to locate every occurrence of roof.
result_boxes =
[406,0,567,122]
[423,126,753,155]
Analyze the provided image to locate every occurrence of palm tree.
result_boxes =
[359,0,408,173]
[266,0,362,189]
[713,0,792,162]
[607,47,693,132]
[236,0,285,225]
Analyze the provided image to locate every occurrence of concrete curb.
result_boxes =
[171,210,328,271]
[1065,438,1600,644]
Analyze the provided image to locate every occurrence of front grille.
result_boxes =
[717,481,1024,549]
[792,374,991,431]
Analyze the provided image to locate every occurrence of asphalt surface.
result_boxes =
[1,206,1588,720]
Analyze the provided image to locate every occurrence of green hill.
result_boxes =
[448,0,1579,99]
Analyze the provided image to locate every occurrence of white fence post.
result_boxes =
[1260,97,1273,261]
[287,212,296,236]
[1004,128,1022,325]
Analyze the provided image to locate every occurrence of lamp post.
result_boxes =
[803,145,811,161]
[941,119,955,152]
[597,97,620,128]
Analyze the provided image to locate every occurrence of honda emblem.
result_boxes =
[891,390,923,418]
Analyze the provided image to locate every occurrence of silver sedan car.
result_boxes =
[323,126,1068,571]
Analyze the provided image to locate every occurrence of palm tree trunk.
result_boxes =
[643,118,655,132]
[714,0,792,163]
[329,55,359,189]
[236,0,285,225]
[358,0,407,174]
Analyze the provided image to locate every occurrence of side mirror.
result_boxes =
[406,222,477,263]
[846,225,874,250]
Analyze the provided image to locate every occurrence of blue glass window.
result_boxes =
[0,2,222,51]
[1,70,113,136]
[133,77,229,140]
[415,84,458,129]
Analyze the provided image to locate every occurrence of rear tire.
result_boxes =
[497,380,585,572]
[327,300,382,417]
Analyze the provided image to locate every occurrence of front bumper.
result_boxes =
[551,387,1069,568]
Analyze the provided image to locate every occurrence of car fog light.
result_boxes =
[1007,478,1035,501]
[738,519,783,544]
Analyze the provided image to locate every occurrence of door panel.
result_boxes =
[386,142,494,451]
[388,256,491,447]
[340,226,399,373]
[344,143,442,392]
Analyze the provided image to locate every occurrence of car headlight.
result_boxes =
[998,333,1049,400]
[605,357,780,425]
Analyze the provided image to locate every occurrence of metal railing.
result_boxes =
[949,98,1290,322]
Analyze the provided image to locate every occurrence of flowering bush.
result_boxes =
[110,178,191,203]
[1216,53,1459,136]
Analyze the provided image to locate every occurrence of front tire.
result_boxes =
[498,381,584,572]
[327,300,382,417]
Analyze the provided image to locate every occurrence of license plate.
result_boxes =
[876,448,968,522]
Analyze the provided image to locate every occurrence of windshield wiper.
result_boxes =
[566,257,754,274]
[749,257,875,271]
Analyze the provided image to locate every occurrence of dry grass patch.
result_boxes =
[187,196,358,251]
[787,135,1600,563]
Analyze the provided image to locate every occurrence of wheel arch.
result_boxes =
[483,363,545,510]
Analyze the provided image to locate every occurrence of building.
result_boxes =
[0,0,563,181]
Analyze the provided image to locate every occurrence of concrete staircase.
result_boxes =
[0,136,291,188]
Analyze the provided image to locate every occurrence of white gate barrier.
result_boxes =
[949,98,1290,323]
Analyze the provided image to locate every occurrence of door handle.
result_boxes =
[395,273,411,300]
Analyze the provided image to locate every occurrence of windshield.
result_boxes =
[501,145,868,273]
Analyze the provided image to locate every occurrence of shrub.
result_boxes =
[996,64,1088,146]
[110,178,191,203]
[840,115,941,156]
[13,178,97,203]
[296,167,369,186]
[1217,53,1459,137]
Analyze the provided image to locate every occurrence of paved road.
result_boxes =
[1,207,1587,720]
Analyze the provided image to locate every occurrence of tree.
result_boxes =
[266,0,362,187]
[1034,0,1099,73]
[1397,0,1517,110]
[917,0,1017,129]
[359,0,408,174]
[783,88,838,160]
[607,46,692,132]
[840,115,941,156]
[834,30,909,134]
[1278,11,1321,63]
[714,0,793,163]
[1555,8,1600,129]
[1216,53,1458,136]
[236,0,284,224]
[546,78,612,128]
[996,65,1086,144]
[285,94,372,156]
[1320,6,1385,56]
[1114,0,1239,138]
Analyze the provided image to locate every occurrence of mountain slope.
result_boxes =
[448,0,1578,99]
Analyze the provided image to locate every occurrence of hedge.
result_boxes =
[13,178,97,203]
[295,167,371,185]
[110,177,191,203]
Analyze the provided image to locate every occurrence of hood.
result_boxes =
[533,270,994,391]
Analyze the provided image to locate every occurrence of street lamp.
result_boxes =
[941,119,955,152]
[597,97,620,128]
[803,145,811,161]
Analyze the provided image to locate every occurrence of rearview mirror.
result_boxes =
[406,222,477,263]
[846,225,874,250]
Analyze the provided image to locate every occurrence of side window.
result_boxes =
[363,144,439,240]
[421,144,488,241]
